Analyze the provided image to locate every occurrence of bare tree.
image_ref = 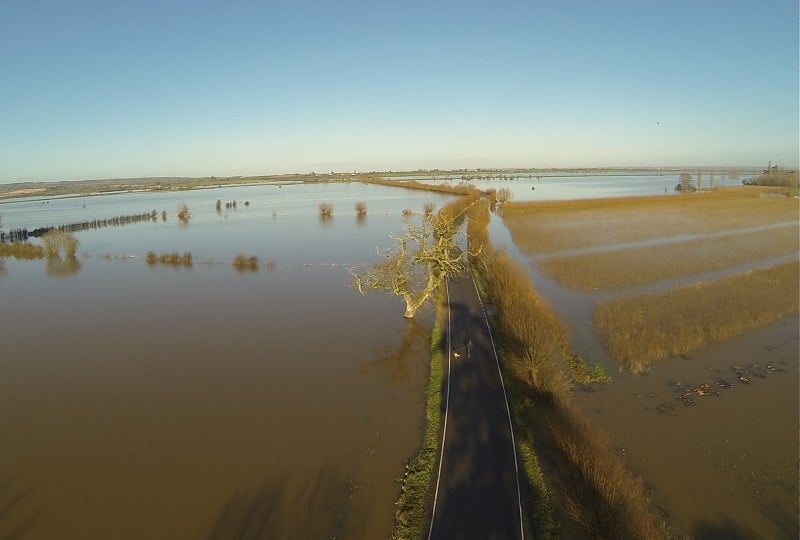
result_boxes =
[351,210,467,318]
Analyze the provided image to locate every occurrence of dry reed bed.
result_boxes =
[594,262,799,372]
[504,187,799,255]
[539,224,799,290]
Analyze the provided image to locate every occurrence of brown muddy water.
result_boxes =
[489,214,799,538]
[0,183,455,539]
[0,260,433,539]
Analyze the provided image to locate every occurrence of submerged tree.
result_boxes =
[351,209,468,318]
[41,230,79,259]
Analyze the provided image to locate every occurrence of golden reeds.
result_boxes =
[594,262,799,372]
[0,242,44,259]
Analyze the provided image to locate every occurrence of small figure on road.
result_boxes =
[465,338,473,359]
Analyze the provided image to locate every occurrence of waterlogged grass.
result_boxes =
[392,294,444,539]
[504,187,799,255]
[539,224,799,291]
[595,262,800,372]
[232,254,259,271]
[0,242,44,259]
[145,251,193,267]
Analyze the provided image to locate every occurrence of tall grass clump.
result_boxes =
[145,251,193,267]
[0,242,44,259]
[318,202,333,218]
[232,254,259,271]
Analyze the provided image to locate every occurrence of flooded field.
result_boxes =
[404,171,748,202]
[498,187,799,537]
[0,182,455,539]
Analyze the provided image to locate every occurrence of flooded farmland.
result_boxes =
[1,177,797,538]
[498,188,799,538]
[0,182,455,539]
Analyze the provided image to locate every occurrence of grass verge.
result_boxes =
[391,292,445,539]
[594,261,800,372]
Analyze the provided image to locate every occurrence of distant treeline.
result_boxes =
[0,211,162,243]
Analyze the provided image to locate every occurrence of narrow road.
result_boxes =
[428,273,527,540]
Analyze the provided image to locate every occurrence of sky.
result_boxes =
[0,0,797,182]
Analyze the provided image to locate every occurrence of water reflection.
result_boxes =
[207,466,362,540]
[44,256,81,277]
[362,317,430,383]
[0,478,36,540]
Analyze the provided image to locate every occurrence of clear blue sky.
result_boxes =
[1,0,797,182]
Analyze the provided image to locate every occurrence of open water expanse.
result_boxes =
[0,182,453,539]
[1,174,793,538]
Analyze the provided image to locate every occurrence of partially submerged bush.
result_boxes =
[177,203,191,223]
[145,251,193,267]
[232,254,259,271]
[41,230,79,259]
[354,201,367,216]
[0,242,44,259]
[423,202,435,215]
[318,202,333,217]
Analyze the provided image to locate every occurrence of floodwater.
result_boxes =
[0,182,455,539]
[489,211,799,537]
[405,171,748,202]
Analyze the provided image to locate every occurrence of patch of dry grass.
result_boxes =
[0,242,44,259]
[539,225,799,290]
[594,262,799,372]
[523,399,667,539]
[232,254,259,271]
[504,187,799,255]
[145,251,193,267]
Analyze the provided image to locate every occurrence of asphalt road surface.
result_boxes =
[428,274,528,540]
